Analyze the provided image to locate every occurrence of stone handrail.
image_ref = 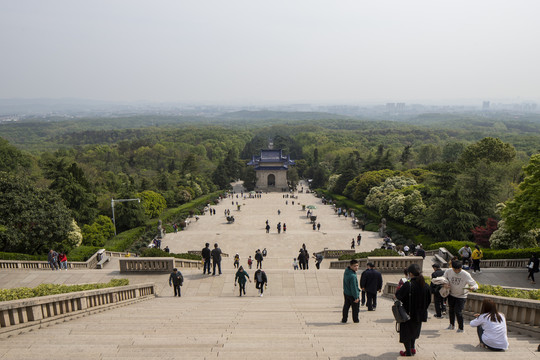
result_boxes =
[329,256,423,272]
[188,250,229,257]
[0,250,137,271]
[383,281,540,339]
[0,283,155,336]
[314,249,356,259]
[479,258,529,268]
[119,257,202,273]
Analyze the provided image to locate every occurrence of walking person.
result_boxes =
[458,244,472,268]
[357,233,362,246]
[443,260,478,332]
[341,259,360,323]
[202,242,211,275]
[211,243,222,276]
[283,223,286,233]
[313,252,323,269]
[255,249,263,269]
[360,262,383,311]
[293,258,299,270]
[247,256,253,270]
[430,264,446,318]
[298,249,307,270]
[265,223,270,233]
[235,266,251,297]
[317,222,321,231]
[277,222,281,234]
[472,245,483,273]
[470,299,509,351]
[395,264,431,357]
[169,268,184,297]
[254,268,268,296]
[351,238,355,249]
[233,253,240,269]
[528,254,539,284]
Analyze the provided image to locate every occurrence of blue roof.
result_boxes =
[247,149,295,167]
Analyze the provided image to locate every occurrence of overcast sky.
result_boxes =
[1,1,539,105]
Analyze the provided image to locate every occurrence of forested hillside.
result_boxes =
[1,112,539,255]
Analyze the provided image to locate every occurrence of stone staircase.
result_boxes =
[1,275,538,360]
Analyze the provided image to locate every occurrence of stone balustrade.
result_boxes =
[0,283,155,336]
[314,249,356,259]
[119,257,201,273]
[479,258,529,268]
[383,282,540,339]
[329,256,423,272]
[188,250,229,257]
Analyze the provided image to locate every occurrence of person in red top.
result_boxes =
[58,253,68,270]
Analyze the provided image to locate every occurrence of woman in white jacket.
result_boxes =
[470,299,509,351]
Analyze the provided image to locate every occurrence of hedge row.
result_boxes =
[317,190,437,248]
[0,252,47,261]
[0,279,129,302]
[426,240,540,260]
[338,249,397,260]
[140,248,202,260]
[423,278,540,300]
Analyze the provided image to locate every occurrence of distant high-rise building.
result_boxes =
[482,101,490,110]
[396,103,406,110]
[386,103,396,111]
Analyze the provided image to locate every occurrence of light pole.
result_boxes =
[111,198,141,236]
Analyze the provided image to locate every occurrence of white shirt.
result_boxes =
[470,313,509,350]
[443,268,478,298]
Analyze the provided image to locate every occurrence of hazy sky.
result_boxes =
[1,1,539,104]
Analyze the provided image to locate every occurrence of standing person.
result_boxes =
[234,266,251,297]
[47,249,59,271]
[304,246,310,269]
[443,260,478,332]
[293,258,299,270]
[527,254,539,284]
[341,259,360,323]
[254,268,268,296]
[202,243,211,275]
[415,245,426,259]
[313,252,323,269]
[262,248,267,257]
[430,264,446,318]
[470,299,509,351]
[472,245,483,273]
[298,249,306,270]
[395,264,431,357]
[283,223,286,233]
[277,222,281,234]
[247,256,253,269]
[360,262,383,311]
[317,222,321,231]
[458,244,472,267]
[265,223,270,233]
[169,268,184,297]
[357,233,362,246]
[211,243,222,276]
[233,253,240,269]
[351,238,355,249]
[58,252,68,270]
[255,249,263,269]
[403,245,410,256]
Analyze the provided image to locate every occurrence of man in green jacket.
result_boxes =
[342,259,360,323]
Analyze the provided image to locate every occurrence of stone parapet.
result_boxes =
[329,256,423,272]
[383,281,540,339]
[0,283,155,336]
[314,249,356,259]
[119,257,202,272]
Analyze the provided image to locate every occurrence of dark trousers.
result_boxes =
[256,282,265,294]
[361,290,366,305]
[472,259,481,272]
[203,259,211,274]
[316,261,321,269]
[477,326,504,351]
[434,292,446,317]
[238,282,246,296]
[213,260,222,275]
[342,294,359,322]
[172,284,181,297]
[528,269,536,282]
[299,261,306,270]
[366,292,377,310]
[257,260,262,269]
[448,295,466,330]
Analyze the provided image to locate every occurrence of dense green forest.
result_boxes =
[1,112,539,255]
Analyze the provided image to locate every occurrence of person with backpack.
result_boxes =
[169,268,184,297]
[430,263,446,318]
[254,268,268,296]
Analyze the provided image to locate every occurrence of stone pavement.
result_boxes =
[1,185,539,358]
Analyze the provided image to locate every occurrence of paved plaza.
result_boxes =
[0,185,539,359]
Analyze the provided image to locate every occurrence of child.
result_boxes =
[248,256,253,269]
[293,258,299,270]
[234,253,240,269]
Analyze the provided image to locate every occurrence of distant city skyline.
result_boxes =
[1,1,539,104]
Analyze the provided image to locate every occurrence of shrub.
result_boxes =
[0,252,47,261]
[338,249,397,260]
[477,284,540,300]
[0,279,129,302]
[67,246,101,262]
[425,240,540,260]
[140,247,202,260]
